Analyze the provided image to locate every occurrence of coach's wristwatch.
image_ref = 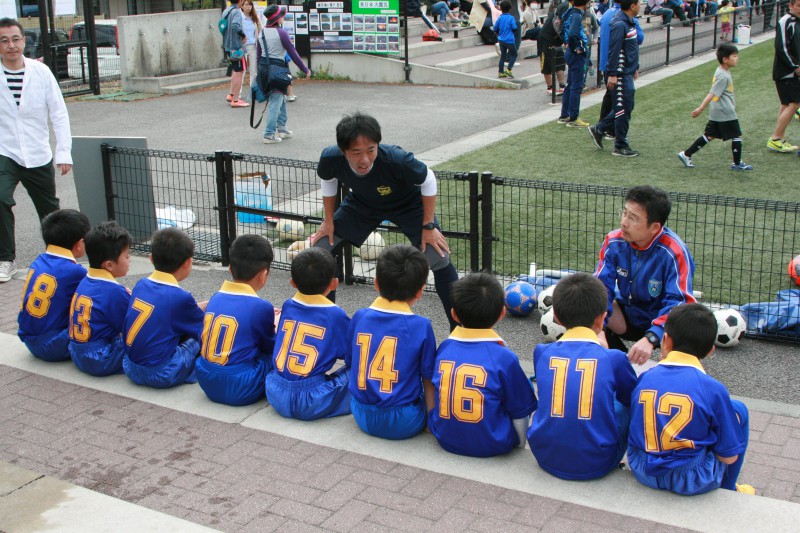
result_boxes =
[644,331,660,348]
[422,222,436,231]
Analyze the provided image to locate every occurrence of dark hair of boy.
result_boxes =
[336,112,382,152]
[150,227,194,273]
[552,272,608,329]
[450,272,504,329]
[229,234,273,281]
[0,17,24,33]
[41,209,91,250]
[291,247,336,295]
[620,0,639,10]
[572,0,590,7]
[499,0,512,12]
[85,221,132,269]
[663,303,717,358]
[716,43,738,64]
[625,185,671,226]
[375,244,429,302]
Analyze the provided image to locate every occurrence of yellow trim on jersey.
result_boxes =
[149,271,179,286]
[87,268,118,282]
[712,96,720,102]
[370,296,413,315]
[219,280,258,296]
[293,292,336,307]
[448,327,506,345]
[45,245,76,261]
[560,327,601,344]
[658,350,706,373]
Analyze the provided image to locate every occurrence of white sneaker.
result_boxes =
[286,95,297,102]
[0,260,17,282]
[277,128,294,139]
[262,135,282,144]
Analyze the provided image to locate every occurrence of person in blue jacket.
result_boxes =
[593,186,696,366]
[556,0,591,127]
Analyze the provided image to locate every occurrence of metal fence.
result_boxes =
[100,146,800,342]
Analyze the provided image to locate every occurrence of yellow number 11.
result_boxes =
[549,357,597,419]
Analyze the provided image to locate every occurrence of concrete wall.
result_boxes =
[119,9,223,81]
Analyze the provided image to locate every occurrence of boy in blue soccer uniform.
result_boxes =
[527,273,637,480]
[346,244,436,440]
[18,209,90,362]
[628,303,755,495]
[428,272,537,457]
[266,247,352,420]
[122,228,206,389]
[196,235,276,406]
[68,221,132,376]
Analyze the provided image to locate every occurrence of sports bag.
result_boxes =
[218,8,232,35]
[478,26,497,45]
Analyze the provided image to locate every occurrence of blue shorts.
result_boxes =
[22,328,70,362]
[265,366,351,421]
[350,396,427,440]
[123,338,200,389]
[69,336,125,376]
[196,354,270,406]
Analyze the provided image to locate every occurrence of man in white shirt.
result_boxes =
[0,18,72,282]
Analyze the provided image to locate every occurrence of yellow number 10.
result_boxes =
[356,333,399,393]
[638,390,696,452]
[549,357,597,419]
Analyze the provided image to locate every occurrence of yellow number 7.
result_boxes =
[125,298,154,346]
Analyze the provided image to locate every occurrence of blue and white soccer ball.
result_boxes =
[278,219,304,241]
[540,308,566,342]
[537,284,556,313]
[713,308,746,348]
[504,280,537,317]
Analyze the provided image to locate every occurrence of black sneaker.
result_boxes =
[612,146,639,157]
[588,125,603,149]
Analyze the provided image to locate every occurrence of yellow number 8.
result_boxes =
[24,273,58,319]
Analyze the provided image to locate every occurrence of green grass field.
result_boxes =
[438,41,799,202]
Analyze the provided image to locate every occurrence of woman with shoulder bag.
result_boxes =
[258,5,311,144]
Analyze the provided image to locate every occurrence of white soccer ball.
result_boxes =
[286,238,312,260]
[358,232,385,261]
[537,284,556,313]
[540,307,566,342]
[278,219,304,241]
[714,308,746,348]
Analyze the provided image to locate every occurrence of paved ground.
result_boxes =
[1,31,799,532]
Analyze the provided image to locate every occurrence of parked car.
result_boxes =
[24,28,70,79]
[67,20,120,80]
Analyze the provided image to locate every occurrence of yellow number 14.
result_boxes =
[356,333,399,393]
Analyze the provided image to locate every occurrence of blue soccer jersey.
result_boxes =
[272,293,351,380]
[69,268,131,344]
[628,351,747,477]
[527,327,637,480]
[428,327,538,458]
[346,297,436,408]
[18,246,87,339]
[123,271,205,367]
[200,281,276,367]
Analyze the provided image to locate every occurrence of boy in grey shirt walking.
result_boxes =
[678,44,753,171]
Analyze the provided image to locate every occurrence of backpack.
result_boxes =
[218,8,232,35]
[478,26,498,45]
[422,28,443,41]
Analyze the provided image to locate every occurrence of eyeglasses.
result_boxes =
[618,208,643,225]
[0,36,24,46]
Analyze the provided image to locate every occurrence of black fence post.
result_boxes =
[468,171,480,272]
[713,10,718,48]
[100,143,116,221]
[480,172,493,273]
[665,24,671,66]
[691,18,696,56]
[550,46,557,105]
[340,185,354,285]
[213,150,231,267]
[732,9,737,43]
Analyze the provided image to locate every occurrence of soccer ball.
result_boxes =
[504,280,537,317]
[788,255,800,286]
[278,219,304,241]
[540,308,566,342]
[286,238,312,260]
[713,308,746,348]
[537,284,556,313]
[358,232,384,261]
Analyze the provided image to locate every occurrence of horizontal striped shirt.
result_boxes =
[4,67,24,106]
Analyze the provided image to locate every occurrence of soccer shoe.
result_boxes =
[262,135,282,144]
[498,71,509,78]
[736,484,756,495]
[0,260,17,282]
[678,151,695,168]
[277,128,294,139]
[557,116,570,124]
[566,118,589,128]
[612,146,639,157]
[588,125,604,149]
[230,100,250,108]
[504,68,514,78]
[731,161,753,171]
[767,138,798,153]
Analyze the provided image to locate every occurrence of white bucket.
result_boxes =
[736,24,751,45]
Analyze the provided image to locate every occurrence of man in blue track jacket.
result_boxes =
[594,186,696,365]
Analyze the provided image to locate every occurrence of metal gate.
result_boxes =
[35,0,100,96]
